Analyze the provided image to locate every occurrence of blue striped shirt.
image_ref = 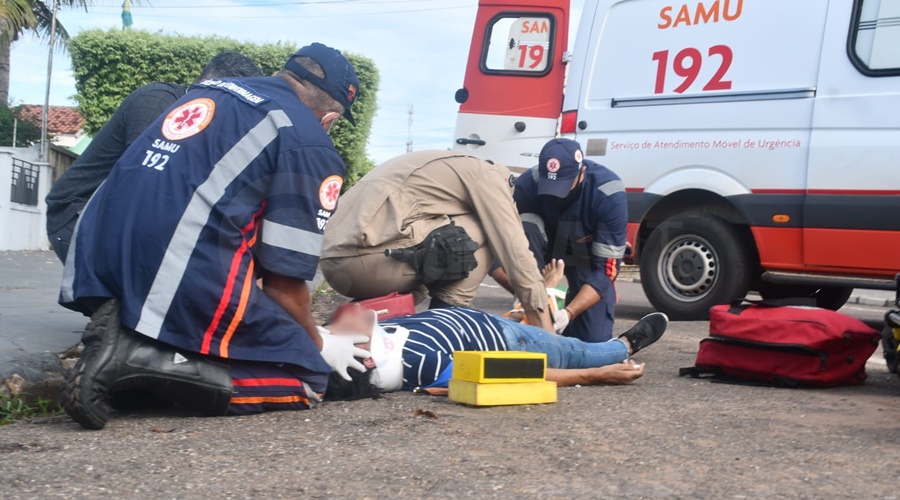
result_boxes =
[384,307,508,389]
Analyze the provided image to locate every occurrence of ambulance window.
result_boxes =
[849,0,900,76]
[481,14,554,76]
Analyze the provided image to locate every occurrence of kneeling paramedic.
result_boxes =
[59,43,371,430]
[320,150,554,332]
[494,138,628,342]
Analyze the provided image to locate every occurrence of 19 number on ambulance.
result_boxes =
[652,45,733,94]
[504,18,551,72]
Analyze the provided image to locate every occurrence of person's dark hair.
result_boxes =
[280,56,344,115]
[323,363,381,402]
[197,51,263,81]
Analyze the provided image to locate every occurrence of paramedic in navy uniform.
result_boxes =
[45,52,264,263]
[496,138,628,343]
[59,43,371,430]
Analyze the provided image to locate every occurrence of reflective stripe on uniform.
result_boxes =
[598,180,625,196]
[261,219,324,256]
[135,110,292,338]
[520,212,547,243]
[60,181,104,303]
[591,242,627,259]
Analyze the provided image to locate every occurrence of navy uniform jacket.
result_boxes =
[514,160,628,299]
[46,83,187,235]
[60,76,345,374]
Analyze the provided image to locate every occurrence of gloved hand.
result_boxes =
[552,308,571,334]
[317,327,371,381]
[553,309,572,333]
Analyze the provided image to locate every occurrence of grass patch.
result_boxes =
[0,393,62,425]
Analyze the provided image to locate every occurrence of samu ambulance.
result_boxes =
[453,0,900,319]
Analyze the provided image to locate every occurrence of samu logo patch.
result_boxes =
[162,98,216,141]
[319,175,343,211]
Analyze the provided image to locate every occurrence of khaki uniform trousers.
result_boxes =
[320,214,492,307]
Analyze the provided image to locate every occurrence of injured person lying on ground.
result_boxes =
[322,304,668,401]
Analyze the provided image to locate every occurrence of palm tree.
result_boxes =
[0,0,82,104]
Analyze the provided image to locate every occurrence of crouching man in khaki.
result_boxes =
[320,150,553,332]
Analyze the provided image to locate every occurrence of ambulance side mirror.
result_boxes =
[455,88,469,104]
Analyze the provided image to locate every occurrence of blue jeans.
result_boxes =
[497,317,628,369]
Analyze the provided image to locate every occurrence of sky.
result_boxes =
[9,0,582,163]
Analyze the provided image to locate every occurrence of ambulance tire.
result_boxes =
[758,285,853,311]
[640,213,753,321]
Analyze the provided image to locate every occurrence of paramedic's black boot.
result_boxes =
[109,390,173,411]
[62,300,233,430]
[619,312,669,356]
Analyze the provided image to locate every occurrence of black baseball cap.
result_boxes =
[538,138,585,198]
[283,43,360,126]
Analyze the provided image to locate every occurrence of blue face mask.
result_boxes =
[541,178,584,210]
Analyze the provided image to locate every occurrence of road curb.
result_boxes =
[619,266,896,308]
[0,351,72,408]
[847,295,895,308]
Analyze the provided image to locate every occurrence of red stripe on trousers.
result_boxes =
[232,377,304,388]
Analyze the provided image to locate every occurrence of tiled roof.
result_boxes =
[15,105,85,135]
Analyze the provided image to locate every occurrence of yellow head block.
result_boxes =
[448,380,557,406]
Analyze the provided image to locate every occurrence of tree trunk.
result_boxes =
[0,37,11,104]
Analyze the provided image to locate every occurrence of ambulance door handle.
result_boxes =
[456,138,486,146]
[514,121,526,132]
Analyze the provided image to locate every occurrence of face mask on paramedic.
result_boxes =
[320,111,340,133]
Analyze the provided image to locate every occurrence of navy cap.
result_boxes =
[283,43,360,126]
[538,138,584,197]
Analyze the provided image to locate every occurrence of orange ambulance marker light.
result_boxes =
[772,214,791,223]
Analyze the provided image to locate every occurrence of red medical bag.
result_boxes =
[331,292,415,323]
[681,301,881,387]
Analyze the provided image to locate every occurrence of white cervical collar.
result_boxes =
[369,319,409,392]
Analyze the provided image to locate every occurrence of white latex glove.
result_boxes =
[552,308,571,334]
[317,327,371,381]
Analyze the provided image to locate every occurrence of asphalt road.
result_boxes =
[0,251,85,357]
[2,273,899,498]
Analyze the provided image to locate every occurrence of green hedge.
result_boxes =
[69,29,379,186]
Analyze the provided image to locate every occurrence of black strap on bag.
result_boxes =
[385,222,479,287]
[726,297,815,315]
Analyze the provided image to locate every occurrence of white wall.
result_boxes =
[0,147,51,251]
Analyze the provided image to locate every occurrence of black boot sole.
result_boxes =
[62,348,108,430]
[61,300,119,430]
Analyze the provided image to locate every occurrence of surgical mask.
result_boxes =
[541,179,584,210]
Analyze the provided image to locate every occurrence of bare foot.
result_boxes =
[542,259,566,288]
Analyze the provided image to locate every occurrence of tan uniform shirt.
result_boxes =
[322,150,546,312]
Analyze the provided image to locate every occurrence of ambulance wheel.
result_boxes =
[758,285,853,311]
[640,213,753,321]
